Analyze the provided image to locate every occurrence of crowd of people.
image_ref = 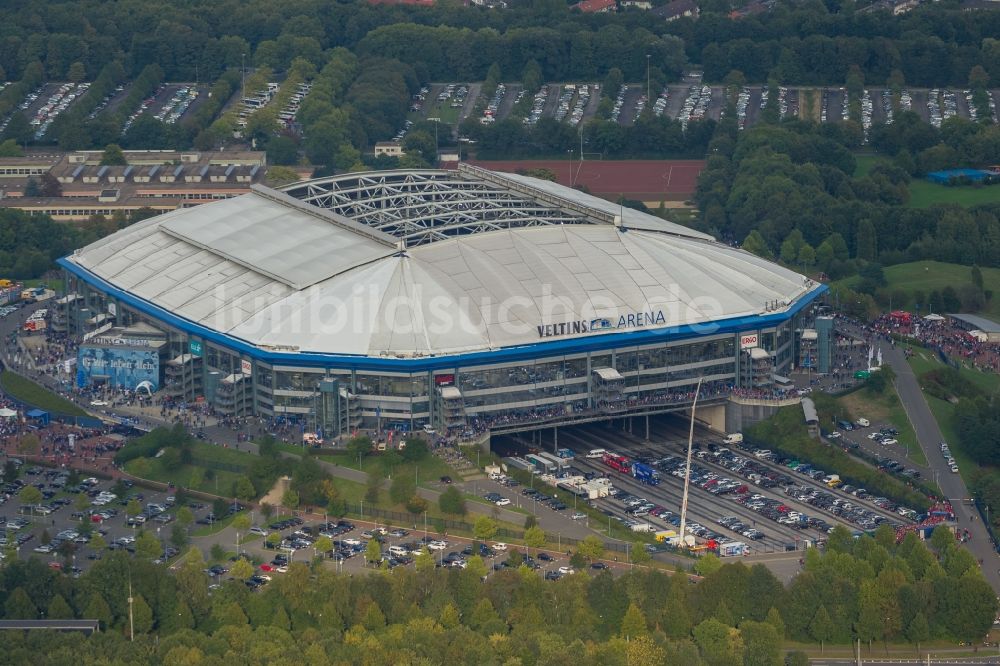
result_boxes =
[870,313,1000,373]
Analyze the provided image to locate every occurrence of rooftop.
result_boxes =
[948,313,1000,333]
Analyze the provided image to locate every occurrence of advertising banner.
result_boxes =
[77,346,160,390]
[739,333,759,349]
[241,359,252,376]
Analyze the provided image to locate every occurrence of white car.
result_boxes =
[33,544,53,553]
[249,527,268,536]
[428,540,447,551]
[492,542,508,551]
[558,566,575,575]
[882,439,898,446]
[89,400,108,407]
[495,498,511,507]
[342,537,361,547]
[571,512,587,520]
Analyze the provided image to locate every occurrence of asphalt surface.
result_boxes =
[841,323,1000,595]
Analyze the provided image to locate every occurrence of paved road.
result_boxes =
[878,338,1000,594]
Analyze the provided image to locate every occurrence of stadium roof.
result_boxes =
[948,313,1000,333]
[64,167,819,360]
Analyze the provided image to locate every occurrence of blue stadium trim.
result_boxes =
[59,258,827,373]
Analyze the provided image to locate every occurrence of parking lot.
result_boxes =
[500,416,919,557]
[405,80,1000,144]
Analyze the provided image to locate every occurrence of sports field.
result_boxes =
[470,159,705,201]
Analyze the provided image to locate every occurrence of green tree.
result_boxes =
[439,486,466,515]
[473,515,498,542]
[4,588,35,619]
[856,219,878,261]
[524,525,546,551]
[281,489,299,510]
[314,535,332,556]
[0,139,23,157]
[347,435,372,462]
[89,533,106,552]
[390,474,416,505]
[233,475,256,502]
[67,61,87,83]
[365,537,381,565]
[741,620,781,666]
[176,506,194,528]
[230,558,253,581]
[631,542,651,566]
[620,602,648,638]
[99,143,128,166]
[405,494,429,515]
[694,552,723,576]
[126,499,142,518]
[577,535,605,562]
[135,530,161,559]
[693,617,744,666]
[132,594,153,634]
[809,605,834,653]
[210,543,226,562]
[266,532,282,550]
[765,607,785,638]
[19,485,41,507]
[170,523,189,550]
[906,611,929,652]
[84,593,112,628]
[742,230,773,259]
[47,594,74,619]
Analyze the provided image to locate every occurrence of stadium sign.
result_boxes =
[537,309,666,339]
[740,333,759,349]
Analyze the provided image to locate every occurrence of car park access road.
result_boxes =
[841,321,1000,595]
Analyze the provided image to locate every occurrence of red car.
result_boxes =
[259,564,274,572]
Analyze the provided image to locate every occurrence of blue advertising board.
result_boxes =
[77,346,160,390]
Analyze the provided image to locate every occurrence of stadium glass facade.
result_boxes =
[61,268,817,438]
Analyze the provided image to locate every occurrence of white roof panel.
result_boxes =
[160,188,396,289]
[67,170,818,358]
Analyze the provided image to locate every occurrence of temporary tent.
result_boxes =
[923,313,945,322]
[0,408,16,419]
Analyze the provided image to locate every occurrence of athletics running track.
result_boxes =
[467,159,705,202]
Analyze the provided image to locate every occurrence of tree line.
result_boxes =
[2,0,1000,87]
[0,518,991,665]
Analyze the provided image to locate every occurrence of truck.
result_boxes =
[822,474,842,488]
[718,541,749,557]
[632,461,660,485]
[655,529,680,545]
[556,448,575,460]
[723,433,743,445]
[536,451,567,470]
[0,283,22,306]
[602,452,631,474]
[525,453,556,474]
[23,318,46,332]
[582,478,611,499]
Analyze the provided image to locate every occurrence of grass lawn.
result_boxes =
[325,474,525,533]
[124,440,258,496]
[832,260,1000,321]
[907,179,1000,208]
[851,153,1000,208]
[835,385,926,466]
[318,451,457,490]
[852,154,885,178]
[0,371,87,416]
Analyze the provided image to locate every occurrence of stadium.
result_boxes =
[56,164,827,441]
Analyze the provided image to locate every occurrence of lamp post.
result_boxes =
[646,54,651,104]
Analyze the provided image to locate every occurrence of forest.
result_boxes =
[0,521,993,666]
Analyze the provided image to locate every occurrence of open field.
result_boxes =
[908,179,1000,208]
[853,154,1000,208]
[0,371,87,416]
[833,260,1000,320]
